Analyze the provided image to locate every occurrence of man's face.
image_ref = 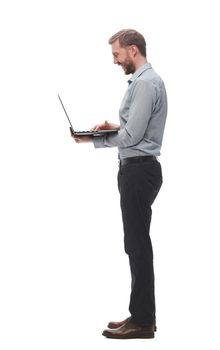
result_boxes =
[111,40,135,75]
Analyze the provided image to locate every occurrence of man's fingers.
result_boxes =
[73,136,80,143]
[92,125,100,131]
[91,121,107,131]
[90,125,98,131]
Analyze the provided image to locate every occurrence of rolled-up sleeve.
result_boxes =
[93,80,155,149]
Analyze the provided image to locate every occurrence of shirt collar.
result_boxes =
[127,62,152,85]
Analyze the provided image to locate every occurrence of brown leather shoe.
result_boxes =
[108,317,157,331]
[102,321,155,339]
[107,317,131,329]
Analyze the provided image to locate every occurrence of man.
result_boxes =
[72,29,167,339]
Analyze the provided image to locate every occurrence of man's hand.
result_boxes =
[70,127,92,144]
[91,120,120,131]
[74,136,93,143]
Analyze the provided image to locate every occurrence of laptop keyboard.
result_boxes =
[75,131,94,133]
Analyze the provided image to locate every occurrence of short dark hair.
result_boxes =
[108,29,146,57]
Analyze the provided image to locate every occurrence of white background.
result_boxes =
[0,0,220,349]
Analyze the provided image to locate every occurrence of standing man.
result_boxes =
[72,29,167,339]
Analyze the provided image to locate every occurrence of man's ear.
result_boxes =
[130,45,138,57]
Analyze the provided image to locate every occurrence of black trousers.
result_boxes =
[118,156,162,326]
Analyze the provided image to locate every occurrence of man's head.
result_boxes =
[108,29,147,75]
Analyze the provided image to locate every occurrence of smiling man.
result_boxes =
[72,29,167,339]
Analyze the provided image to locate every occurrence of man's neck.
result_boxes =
[134,58,148,72]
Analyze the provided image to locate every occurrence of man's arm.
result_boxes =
[70,121,120,144]
[94,80,156,149]
[71,80,155,146]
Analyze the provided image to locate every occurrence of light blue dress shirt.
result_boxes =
[93,63,167,159]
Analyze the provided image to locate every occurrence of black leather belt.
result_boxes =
[120,155,157,166]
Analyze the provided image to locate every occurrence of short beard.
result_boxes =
[122,58,136,75]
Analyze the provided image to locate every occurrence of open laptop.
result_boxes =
[58,94,118,137]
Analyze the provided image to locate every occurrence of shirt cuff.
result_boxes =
[93,136,105,148]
